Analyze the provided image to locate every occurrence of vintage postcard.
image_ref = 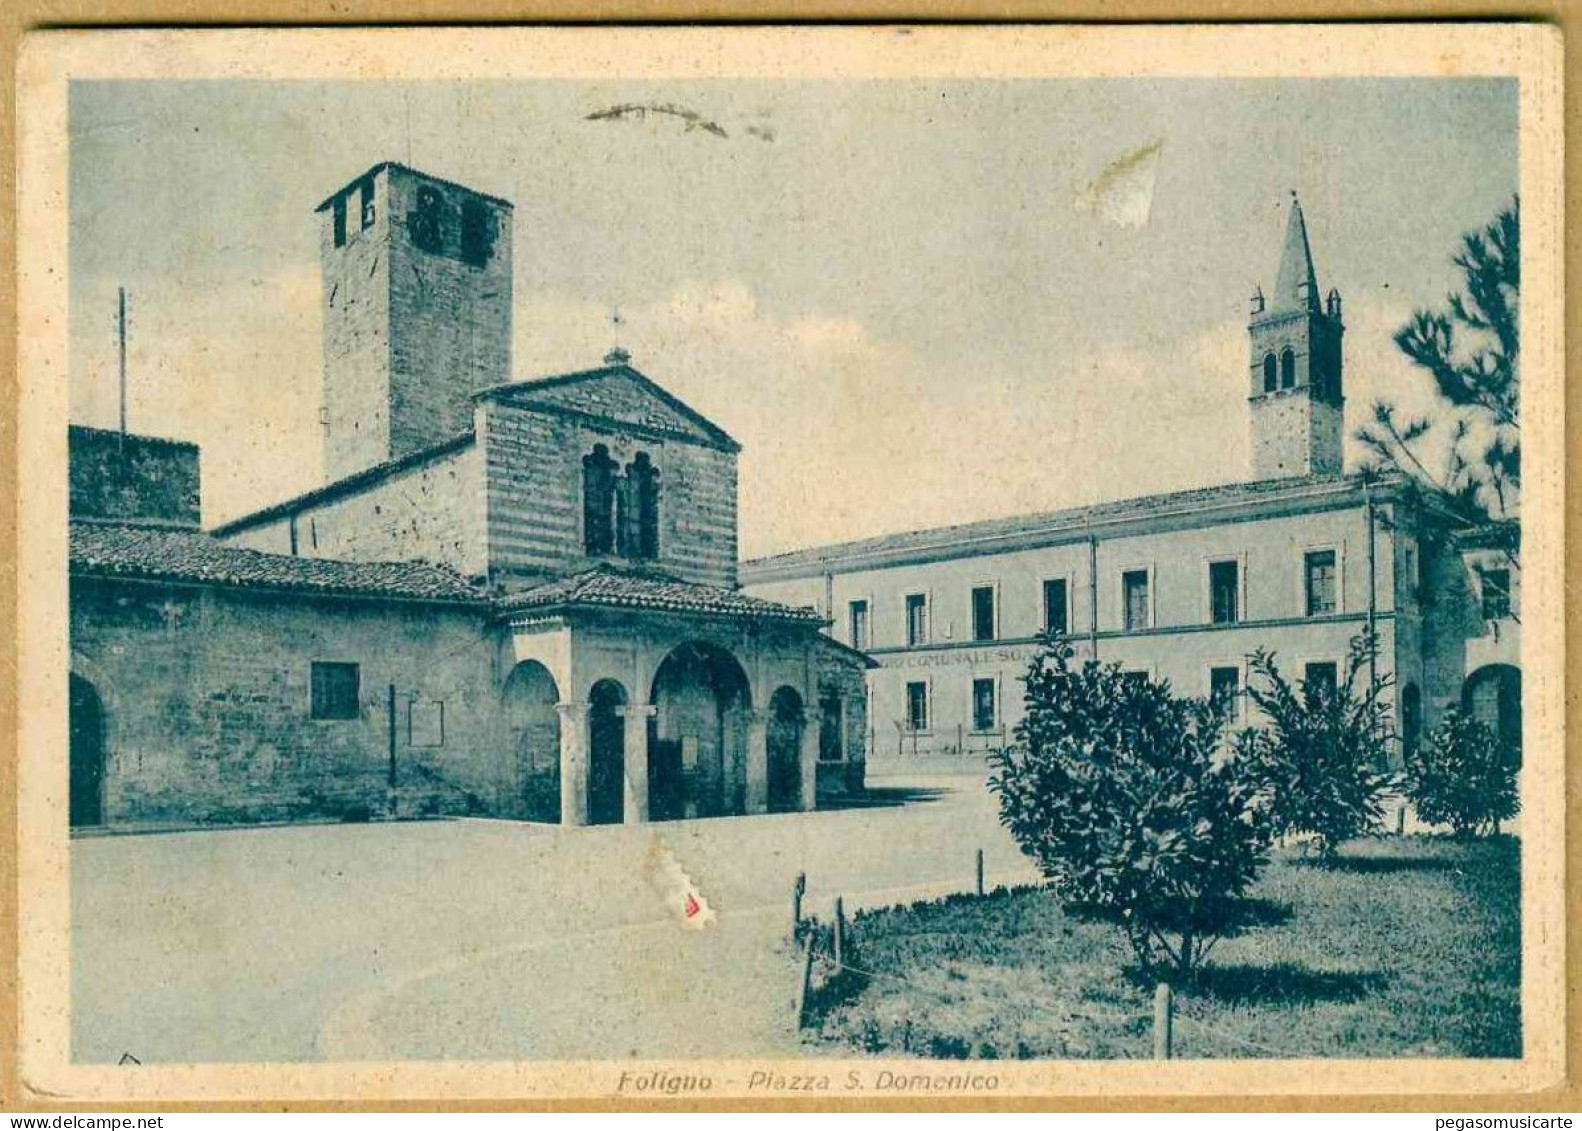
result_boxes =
[12,23,1566,1104]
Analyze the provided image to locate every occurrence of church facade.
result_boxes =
[67,162,870,830]
[742,202,1521,767]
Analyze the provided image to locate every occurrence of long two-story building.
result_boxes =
[742,201,1520,763]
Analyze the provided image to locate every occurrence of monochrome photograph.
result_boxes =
[12,24,1565,1103]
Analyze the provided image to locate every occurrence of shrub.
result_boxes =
[1239,632,1395,859]
[1404,708,1520,837]
[988,638,1270,977]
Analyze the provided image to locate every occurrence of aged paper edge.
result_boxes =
[4,18,1573,1110]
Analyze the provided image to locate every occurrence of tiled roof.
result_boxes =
[743,472,1408,577]
[314,161,514,212]
[71,520,485,604]
[1452,520,1521,551]
[497,564,821,624]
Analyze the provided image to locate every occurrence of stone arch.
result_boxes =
[1263,352,1278,393]
[767,686,805,813]
[502,660,561,821]
[1463,663,1522,765]
[648,642,752,820]
[588,678,629,825]
[582,443,618,556]
[1280,347,1297,389]
[70,673,107,828]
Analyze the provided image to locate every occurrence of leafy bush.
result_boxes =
[988,638,1270,977]
[1239,633,1395,859]
[1404,708,1520,837]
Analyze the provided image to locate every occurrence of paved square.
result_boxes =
[72,772,1033,1063]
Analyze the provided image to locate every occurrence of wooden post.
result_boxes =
[791,871,806,936]
[833,896,846,970]
[975,848,985,896]
[1153,983,1173,1060]
[794,933,815,1028]
[1397,805,1407,835]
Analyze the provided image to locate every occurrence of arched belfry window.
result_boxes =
[633,452,660,561]
[1280,348,1297,389]
[582,444,618,556]
[616,452,660,561]
[1263,353,1278,393]
[408,185,445,255]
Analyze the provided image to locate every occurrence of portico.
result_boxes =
[496,565,868,826]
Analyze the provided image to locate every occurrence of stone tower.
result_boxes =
[317,163,514,482]
[1248,198,1344,480]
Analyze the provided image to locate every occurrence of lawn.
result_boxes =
[802,835,1521,1060]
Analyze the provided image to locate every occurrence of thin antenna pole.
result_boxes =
[117,286,128,440]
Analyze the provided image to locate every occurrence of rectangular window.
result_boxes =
[1210,559,1240,625]
[310,661,360,720]
[1304,661,1339,700]
[332,196,347,248]
[1305,549,1338,616]
[848,599,870,650]
[971,585,996,642]
[1210,666,1241,719]
[819,695,844,763]
[972,678,997,732]
[1043,578,1069,636]
[1480,568,1512,620]
[905,593,929,647]
[359,179,376,229]
[1123,569,1150,632]
[905,681,929,732]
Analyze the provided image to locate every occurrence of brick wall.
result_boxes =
[320,173,393,482]
[385,167,513,461]
[69,425,201,526]
[216,442,488,579]
[71,577,505,826]
[484,399,738,589]
[318,165,513,482]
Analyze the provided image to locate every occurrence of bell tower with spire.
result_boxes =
[1248,196,1345,479]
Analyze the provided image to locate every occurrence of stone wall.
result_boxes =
[385,166,513,461]
[71,576,502,826]
[319,172,393,482]
[814,640,869,798]
[69,425,201,526]
[318,165,513,482]
[215,441,488,579]
[484,399,738,590]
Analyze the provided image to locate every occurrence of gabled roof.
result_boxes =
[208,432,475,536]
[477,363,741,453]
[496,563,820,624]
[72,520,485,604]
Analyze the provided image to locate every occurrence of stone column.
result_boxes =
[800,706,822,812]
[617,703,656,825]
[556,701,590,828]
[745,710,770,815]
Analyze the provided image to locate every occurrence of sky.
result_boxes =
[68,77,1518,559]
